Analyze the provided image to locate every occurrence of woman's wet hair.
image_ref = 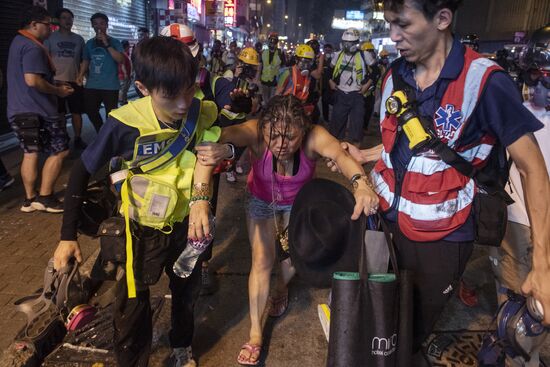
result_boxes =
[133,36,198,98]
[258,95,312,150]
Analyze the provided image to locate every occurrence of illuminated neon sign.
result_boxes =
[224,0,236,27]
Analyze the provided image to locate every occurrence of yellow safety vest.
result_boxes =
[261,49,282,83]
[109,96,220,297]
[332,51,364,87]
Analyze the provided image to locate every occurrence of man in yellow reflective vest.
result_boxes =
[329,28,374,146]
[259,32,286,106]
[52,37,231,367]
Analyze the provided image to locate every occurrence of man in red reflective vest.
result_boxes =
[276,44,319,119]
[348,0,550,356]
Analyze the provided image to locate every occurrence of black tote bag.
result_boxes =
[327,215,413,367]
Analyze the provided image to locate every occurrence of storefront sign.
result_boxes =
[345,10,364,20]
[224,0,236,27]
[331,17,364,30]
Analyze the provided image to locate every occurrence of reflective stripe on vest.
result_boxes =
[261,49,282,82]
[282,66,310,102]
[371,49,502,241]
[332,51,364,86]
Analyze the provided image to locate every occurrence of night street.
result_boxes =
[0,0,549,366]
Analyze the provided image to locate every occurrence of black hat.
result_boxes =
[289,178,366,288]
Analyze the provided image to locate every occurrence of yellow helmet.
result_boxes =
[361,41,375,51]
[295,44,315,59]
[238,47,260,66]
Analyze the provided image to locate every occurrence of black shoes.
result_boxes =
[30,195,64,213]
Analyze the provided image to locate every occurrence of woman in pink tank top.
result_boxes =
[196,95,378,365]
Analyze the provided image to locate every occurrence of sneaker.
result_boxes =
[73,137,88,150]
[0,174,15,191]
[226,171,236,183]
[21,197,37,213]
[31,195,64,213]
[200,265,214,296]
[458,280,479,307]
[235,165,244,175]
[172,346,196,367]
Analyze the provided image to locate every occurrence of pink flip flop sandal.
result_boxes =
[237,342,261,365]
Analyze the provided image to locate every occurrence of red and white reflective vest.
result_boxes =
[281,66,311,102]
[370,48,503,241]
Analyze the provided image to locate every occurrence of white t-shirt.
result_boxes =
[45,31,85,82]
[506,101,550,226]
[330,50,367,93]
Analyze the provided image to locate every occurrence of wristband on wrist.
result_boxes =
[226,143,236,160]
[189,195,210,207]
[192,183,210,197]
[350,173,375,193]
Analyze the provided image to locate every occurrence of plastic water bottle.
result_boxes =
[173,216,215,278]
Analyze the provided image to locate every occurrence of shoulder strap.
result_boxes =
[131,98,201,173]
[389,58,411,95]
[358,51,369,74]
[332,51,356,83]
[389,59,509,195]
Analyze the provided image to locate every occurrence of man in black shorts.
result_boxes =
[7,5,73,213]
[45,7,87,149]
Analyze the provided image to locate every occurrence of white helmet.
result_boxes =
[342,28,360,42]
[160,23,200,57]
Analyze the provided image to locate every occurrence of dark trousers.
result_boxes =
[329,90,365,143]
[387,222,473,351]
[321,90,333,123]
[84,88,119,132]
[363,93,376,130]
[113,220,202,367]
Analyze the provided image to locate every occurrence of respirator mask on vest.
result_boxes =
[342,41,359,54]
[478,290,548,365]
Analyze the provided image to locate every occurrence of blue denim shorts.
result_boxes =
[245,192,293,219]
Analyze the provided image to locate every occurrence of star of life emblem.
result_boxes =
[434,104,463,142]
